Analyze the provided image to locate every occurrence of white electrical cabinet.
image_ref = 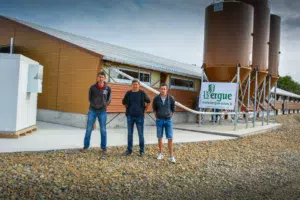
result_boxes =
[0,53,43,133]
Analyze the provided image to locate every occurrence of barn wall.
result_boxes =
[0,17,100,114]
[56,43,100,113]
[14,24,61,111]
[106,83,198,113]
[0,18,15,46]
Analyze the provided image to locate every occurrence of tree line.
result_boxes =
[277,76,300,95]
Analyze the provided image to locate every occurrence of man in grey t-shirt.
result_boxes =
[152,83,176,163]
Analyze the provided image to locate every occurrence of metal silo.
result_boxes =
[238,0,271,112]
[240,0,270,71]
[203,1,254,83]
[262,14,281,108]
[268,14,281,79]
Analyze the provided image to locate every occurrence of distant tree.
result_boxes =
[277,76,300,95]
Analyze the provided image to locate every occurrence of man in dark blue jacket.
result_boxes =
[152,83,176,163]
[122,79,151,157]
[83,71,111,157]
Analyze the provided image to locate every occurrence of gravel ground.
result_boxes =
[0,114,300,200]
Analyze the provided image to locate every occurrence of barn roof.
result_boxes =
[3,16,202,79]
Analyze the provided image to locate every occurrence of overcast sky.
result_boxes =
[1,0,300,81]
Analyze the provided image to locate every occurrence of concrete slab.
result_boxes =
[173,121,282,138]
[0,121,234,153]
[37,109,197,129]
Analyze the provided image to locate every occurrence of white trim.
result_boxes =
[171,86,195,91]
[109,67,151,86]
[170,76,195,91]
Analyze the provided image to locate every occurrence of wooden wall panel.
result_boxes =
[0,18,15,46]
[13,24,61,110]
[275,101,282,110]
[106,83,198,113]
[0,17,198,115]
[0,18,100,113]
[168,89,197,111]
[287,102,300,110]
[57,43,99,114]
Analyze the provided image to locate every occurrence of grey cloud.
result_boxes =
[0,0,299,81]
[283,16,300,28]
[283,0,300,13]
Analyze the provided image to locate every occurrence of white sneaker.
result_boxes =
[157,153,164,160]
[168,156,176,163]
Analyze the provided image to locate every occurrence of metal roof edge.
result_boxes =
[103,56,202,79]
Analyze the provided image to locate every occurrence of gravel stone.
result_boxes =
[0,114,300,199]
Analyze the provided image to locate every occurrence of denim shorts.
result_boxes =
[156,119,173,139]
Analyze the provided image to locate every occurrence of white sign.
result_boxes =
[199,82,238,110]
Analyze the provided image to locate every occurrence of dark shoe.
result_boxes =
[139,152,145,157]
[80,147,88,152]
[102,149,107,156]
[100,149,107,159]
[122,150,132,156]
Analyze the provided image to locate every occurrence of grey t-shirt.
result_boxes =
[161,96,167,105]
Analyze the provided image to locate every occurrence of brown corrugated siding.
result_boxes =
[56,42,99,113]
[275,101,282,109]
[107,83,197,113]
[14,25,61,110]
[287,102,300,110]
[168,89,196,111]
[0,17,197,114]
[0,18,100,113]
[0,18,15,45]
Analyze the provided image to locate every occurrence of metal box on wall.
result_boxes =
[27,64,43,93]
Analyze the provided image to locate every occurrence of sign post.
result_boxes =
[234,67,240,130]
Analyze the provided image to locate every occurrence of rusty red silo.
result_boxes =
[203,1,254,83]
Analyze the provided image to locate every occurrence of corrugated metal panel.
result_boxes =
[3,16,202,79]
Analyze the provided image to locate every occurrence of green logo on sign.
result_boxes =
[208,84,215,93]
[203,84,232,102]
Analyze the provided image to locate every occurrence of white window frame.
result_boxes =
[169,76,195,91]
[139,71,151,86]
[109,67,151,86]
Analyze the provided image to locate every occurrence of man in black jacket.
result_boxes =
[152,83,176,163]
[122,79,151,157]
[83,71,111,156]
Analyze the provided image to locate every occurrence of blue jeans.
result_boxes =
[127,116,144,153]
[156,119,173,139]
[211,109,221,122]
[84,109,107,150]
